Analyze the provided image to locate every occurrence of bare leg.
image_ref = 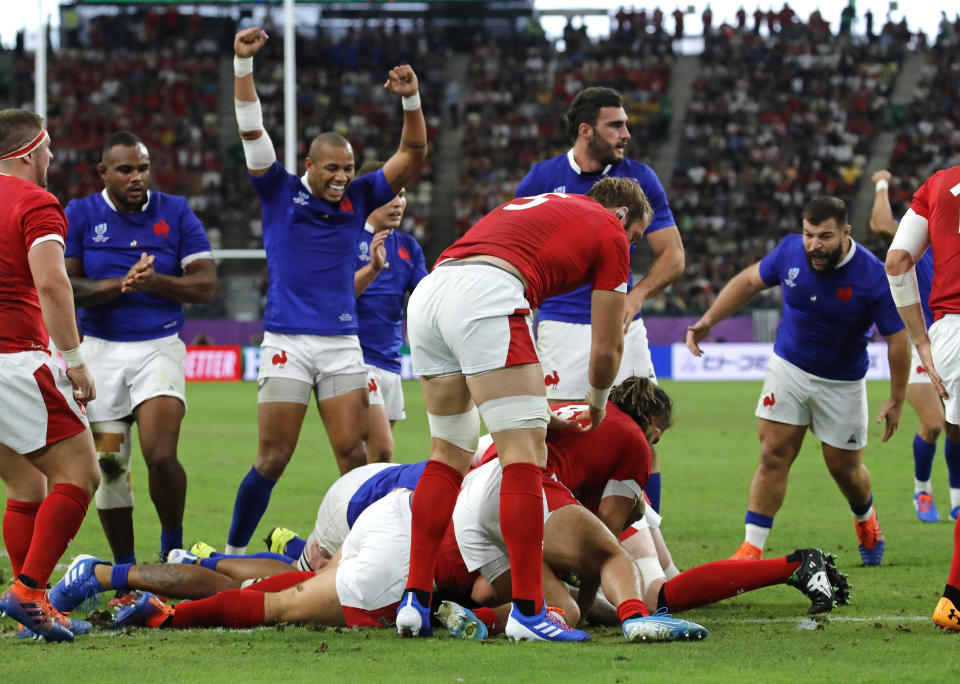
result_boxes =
[318,388,369,474]
[263,566,347,626]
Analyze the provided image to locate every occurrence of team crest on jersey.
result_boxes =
[398,246,411,263]
[92,222,109,243]
[553,185,566,193]
[784,267,800,287]
[293,191,310,206]
[358,241,370,262]
[341,196,354,214]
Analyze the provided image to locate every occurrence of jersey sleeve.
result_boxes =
[408,238,428,290]
[601,418,650,500]
[909,174,933,219]
[591,223,630,292]
[640,170,676,234]
[63,199,85,259]
[248,161,288,201]
[758,238,786,286]
[176,200,213,267]
[514,168,541,198]
[21,192,67,252]
[352,169,395,214]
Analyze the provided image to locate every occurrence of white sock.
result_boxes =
[951,489,960,511]
[662,561,680,580]
[852,506,874,523]
[915,479,933,495]
[224,544,246,555]
[744,523,771,550]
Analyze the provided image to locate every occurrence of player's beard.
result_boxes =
[805,244,843,272]
[587,131,624,167]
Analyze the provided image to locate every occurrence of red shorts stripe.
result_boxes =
[33,364,86,447]
[504,313,539,367]
[341,601,400,628]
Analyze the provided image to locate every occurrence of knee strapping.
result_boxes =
[427,407,482,452]
[93,421,134,509]
[478,395,550,433]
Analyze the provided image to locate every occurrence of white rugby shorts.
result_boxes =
[82,335,186,423]
[908,343,932,385]
[258,332,366,402]
[0,350,89,454]
[366,364,405,420]
[929,315,960,423]
[537,318,656,400]
[754,353,868,451]
[304,462,397,562]
[335,488,413,611]
[407,263,539,377]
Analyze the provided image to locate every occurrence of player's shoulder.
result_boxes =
[13,179,62,211]
[614,157,658,181]
[849,241,887,276]
[521,154,568,184]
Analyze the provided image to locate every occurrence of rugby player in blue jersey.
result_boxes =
[224,27,427,555]
[64,131,217,576]
[687,197,910,566]
[353,161,428,462]
[869,169,960,523]
[515,87,684,513]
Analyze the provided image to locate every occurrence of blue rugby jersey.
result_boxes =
[345,460,428,528]
[251,163,394,335]
[64,190,211,341]
[916,248,934,328]
[758,234,905,381]
[356,227,427,373]
[515,150,676,324]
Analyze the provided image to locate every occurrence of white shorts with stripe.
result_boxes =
[537,318,656,400]
[754,353,868,451]
[908,344,932,385]
[930,315,960,423]
[407,263,539,377]
[82,335,186,422]
[366,364,405,420]
[0,350,89,454]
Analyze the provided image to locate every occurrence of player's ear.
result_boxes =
[97,162,107,179]
[578,121,593,140]
[615,207,628,222]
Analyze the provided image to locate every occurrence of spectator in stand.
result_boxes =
[672,7,684,38]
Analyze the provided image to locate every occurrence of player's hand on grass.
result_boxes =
[384,65,419,97]
[916,341,948,400]
[875,396,903,443]
[685,320,711,357]
[66,365,96,404]
[370,230,390,272]
[235,27,268,58]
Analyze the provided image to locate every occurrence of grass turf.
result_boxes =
[2,379,958,681]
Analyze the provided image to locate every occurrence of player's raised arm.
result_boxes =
[233,27,275,177]
[869,170,897,243]
[686,262,768,357]
[380,65,428,193]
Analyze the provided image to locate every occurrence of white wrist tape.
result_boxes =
[890,208,931,262]
[586,384,611,411]
[234,56,253,78]
[887,268,922,308]
[241,131,277,170]
[235,98,264,132]
[61,346,85,368]
[875,179,889,192]
[401,92,421,111]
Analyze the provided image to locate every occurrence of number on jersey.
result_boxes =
[503,192,571,211]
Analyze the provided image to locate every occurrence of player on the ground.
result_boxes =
[224,27,427,555]
[869,169,958,523]
[354,161,427,462]
[64,132,216,573]
[687,196,910,565]
[0,108,99,642]
[883,164,960,631]
[516,87,684,514]
[396,178,652,642]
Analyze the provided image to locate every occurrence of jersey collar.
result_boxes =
[364,222,375,234]
[835,237,857,269]
[566,148,611,177]
[101,188,151,213]
[300,173,313,194]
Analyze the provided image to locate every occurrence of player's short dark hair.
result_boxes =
[308,132,351,161]
[102,131,145,161]
[586,177,652,227]
[610,376,673,433]
[565,87,623,142]
[358,160,384,177]
[0,108,44,160]
[802,196,848,228]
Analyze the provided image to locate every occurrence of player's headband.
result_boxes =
[0,128,49,161]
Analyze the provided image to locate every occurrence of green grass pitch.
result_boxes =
[2,380,958,681]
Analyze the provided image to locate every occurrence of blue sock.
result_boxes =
[284,535,307,559]
[110,564,133,591]
[160,528,183,555]
[227,467,277,548]
[210,551,293,563]
[744,510,774,529]
[850,494,873,517]
[946,439,960,489]
[914,433,937,483]
[199,557,221,572]
[113,552,136,566]
[646,472,662,513]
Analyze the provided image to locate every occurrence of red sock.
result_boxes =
[500,462,544,609]
[616,598,650,621]
[171,589,265,628]
[406,460,463,595]
[20,484,89,586]
[948,517,960,589]
[662,557,800,612]
[473,606,498,632]
[245,571,316,593]
[3,500,41,577]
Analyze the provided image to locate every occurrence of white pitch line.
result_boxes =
[705,615,929,625]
